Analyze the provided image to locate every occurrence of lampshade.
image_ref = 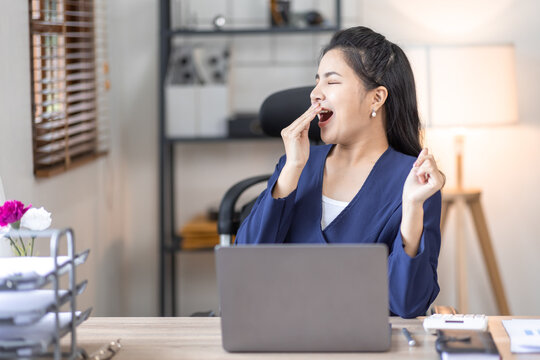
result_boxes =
[406,44,519,127]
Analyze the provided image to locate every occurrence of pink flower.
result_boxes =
[0,200,31,227]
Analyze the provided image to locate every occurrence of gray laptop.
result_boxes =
[215,244,390,352]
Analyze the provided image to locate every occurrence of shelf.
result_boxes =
[163,235,215,253]
[158,0,342,316]
[164,135,278,143]
[167,25,340,37]
[164,245,215,253]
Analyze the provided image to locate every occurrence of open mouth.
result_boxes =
[318,108,334,125]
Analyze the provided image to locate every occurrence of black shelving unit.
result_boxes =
[168,25,341,36]
[158,0,341,317]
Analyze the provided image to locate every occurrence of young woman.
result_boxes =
[235,26,445,318]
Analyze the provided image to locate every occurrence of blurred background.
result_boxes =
[1,0,539,317]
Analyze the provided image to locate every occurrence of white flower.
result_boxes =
[20,207,52,231]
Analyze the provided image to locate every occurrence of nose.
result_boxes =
[310,83,324,104]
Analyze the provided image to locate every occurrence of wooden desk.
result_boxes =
[69,317,540,359]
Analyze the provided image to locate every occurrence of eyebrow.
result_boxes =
[315,71,342,80]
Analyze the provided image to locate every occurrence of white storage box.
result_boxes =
[166,84,229,137]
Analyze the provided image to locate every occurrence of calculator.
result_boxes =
[423,313,488,331]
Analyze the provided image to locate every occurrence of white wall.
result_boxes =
[0,0,159,316]
[0,0,128,315]
[107,0,159,316]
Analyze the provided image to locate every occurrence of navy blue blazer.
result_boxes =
[235,144,441,318]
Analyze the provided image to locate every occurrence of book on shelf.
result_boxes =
[435,329,500,360]
[179,215,220,250]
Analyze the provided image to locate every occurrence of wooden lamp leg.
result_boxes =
[455,199,468,314]
[467,197,511,315]
[440,199,452,232]
[440,198,468,313]
[441,190,511,315]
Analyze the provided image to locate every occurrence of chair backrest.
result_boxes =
[259,86,321,142]
[218,86,321,245]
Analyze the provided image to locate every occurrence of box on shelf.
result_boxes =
[166,42,230,138]
[166,84,229,137]
[179,215,220,250]
[227,113,266,138]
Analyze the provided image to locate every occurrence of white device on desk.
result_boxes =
[423,314,488,331]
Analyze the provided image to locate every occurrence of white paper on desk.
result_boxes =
[0,311,79,341]
[502,319,540,353]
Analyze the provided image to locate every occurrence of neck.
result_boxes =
[331,122,389,166]
[332,142,388,167]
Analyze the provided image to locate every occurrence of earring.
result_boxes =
[371,109,377,118]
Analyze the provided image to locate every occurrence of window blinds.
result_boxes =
[29,0,109,177]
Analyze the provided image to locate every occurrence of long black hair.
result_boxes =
[322,26,422,157]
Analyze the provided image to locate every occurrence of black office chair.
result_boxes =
[217,86,321,246]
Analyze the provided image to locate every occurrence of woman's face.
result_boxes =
[311,49,374,145]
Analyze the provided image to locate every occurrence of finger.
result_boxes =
[415,161,433,181]
[414,148,429,167]
[416,172,428,184]
[415,156,434,169]
[282,116,313,140]
[300,102,322,121]
[416,157,437,173]
[409,166,426,184]
[440,170,446,188]
[287,106,322,135]
[300,125,310,138]
[283,106,315,133]
[287,119,312,140]
[287,103,321,131]
[416,162,435,176]
[417,164,445,187]
[420,171,444,188]
[415,154,436,169]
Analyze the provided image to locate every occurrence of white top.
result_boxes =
[321,195,350,230]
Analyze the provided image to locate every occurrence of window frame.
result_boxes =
[28,0,108,177]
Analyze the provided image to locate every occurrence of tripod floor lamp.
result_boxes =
[422,44,519,315]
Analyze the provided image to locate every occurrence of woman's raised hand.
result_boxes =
[400,148,445,257]
[271,103,322,199]
[402,148,445,205]
[280,103,322,170]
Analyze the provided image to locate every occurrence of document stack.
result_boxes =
[502,319,540,353]
[0,229,91,360]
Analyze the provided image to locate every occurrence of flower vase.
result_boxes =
[0,237,13,257]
